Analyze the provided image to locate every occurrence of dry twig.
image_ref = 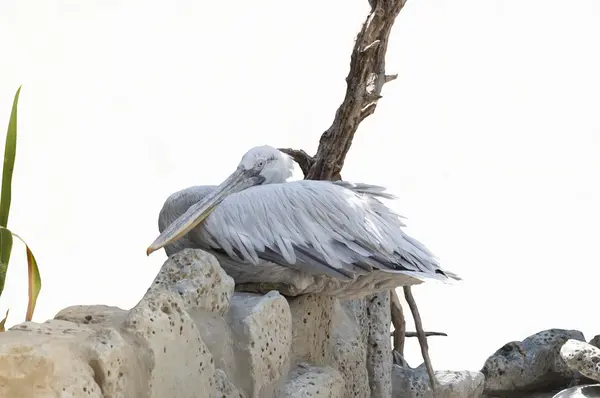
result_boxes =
[404,286,437,392]
[390,331,448,338]
[390,289,406,354]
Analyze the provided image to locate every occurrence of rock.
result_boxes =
[152,248,235,316]
[155,249,237,378]
[278,363,345,397]
[331,299,371,397]
[0,320,101,397]
[215,368,247,398]
[589,335,600,349]
[482,329,586,396]
[552,384,600,397]
[227,291,292,398]
[0,248,416,398]
[560,340,600,382]
[54,304,127,326]
[123,286,217,398]
[85,326,145,397]
[366,291,392,397]
[392,359,484,398]
[287,294,334,366]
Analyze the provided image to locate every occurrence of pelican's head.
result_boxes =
[146,145,294,256]
[239,145,295,184]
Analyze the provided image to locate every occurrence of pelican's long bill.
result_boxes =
[146,167,261,256]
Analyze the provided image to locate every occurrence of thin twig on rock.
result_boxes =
[390,331,448,338]
[404,286,437,392]
[390,290,406,355]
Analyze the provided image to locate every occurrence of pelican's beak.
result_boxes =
[146,167,261,256]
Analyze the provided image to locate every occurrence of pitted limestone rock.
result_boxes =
[54,304,127,326]
[288,294,335,366]
[83,326,148,397]
[227,291,292,398]
[215,368,247,398]
[482,329,585,396]
[392,361,484,398]
[279,363,345,397]
[123,288,217,398]
[331,299,371,397]
[151,248,235,315]
[0,319,101,397]
[560,339,600,382]
[152,249,237,377]
[367,291,392,398]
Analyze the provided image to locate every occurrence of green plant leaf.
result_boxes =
[25,244,40,321]
[0,227,41,322]
[0,230,12,296]
[0,308,9,332]
[0,86,21,297]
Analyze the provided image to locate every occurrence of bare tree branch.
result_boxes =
[281,0,440,394]
[390,290,406,354]
[306,0,407,180]
[390,331,448,338]
[404,286,438,392]
[279,148,314,176]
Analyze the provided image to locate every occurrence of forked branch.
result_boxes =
[282,0,439,393]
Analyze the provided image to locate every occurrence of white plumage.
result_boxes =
[150,145,459,296]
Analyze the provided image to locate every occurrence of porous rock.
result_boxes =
[331,299,371,397]
[288,294,334,366]
[152,248,235,316]
[366,291,393,397]
[560,339,600,383]
[392,355,484,398]
[0,320,101,397]
[215,368,247,398]
[54,304,127,326]
[227,291,292,398]
[278,363,345,397]
[482,329,585,396]
[122,283,217,398]
[154,249,237,377]
[0,248,402,398]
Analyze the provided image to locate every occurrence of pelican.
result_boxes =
[147,145,459,298]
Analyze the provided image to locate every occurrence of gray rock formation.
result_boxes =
[589,335,600,349]
[392,352,485,398]
[482,329,586,397]
[11,248,591,398]
[560,340,600,383]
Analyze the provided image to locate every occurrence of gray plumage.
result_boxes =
[151,145,460,298]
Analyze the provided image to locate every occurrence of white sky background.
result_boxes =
[1,0,599,371]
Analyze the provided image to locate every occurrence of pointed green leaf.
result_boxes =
[0,86,20,297]
[25,244,40,321]
[1,86,20,227]
[0,227,41,322]
[0,308,9,332]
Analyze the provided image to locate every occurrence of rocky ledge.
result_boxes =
[0,249,597,397]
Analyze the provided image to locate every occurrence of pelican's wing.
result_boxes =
[189,180,459,281]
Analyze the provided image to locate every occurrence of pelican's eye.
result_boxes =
[256,160,265,169]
